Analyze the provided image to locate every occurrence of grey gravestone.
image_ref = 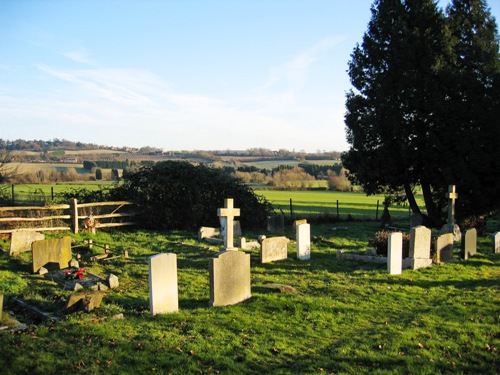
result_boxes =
[9,230,45,256]
[436,233,454,263]
[388,232,402,275]
[267,215,285,235]
[461,228,477,260]
[260,236,289,263]
[296,223,311,260]
[148,253,178,315]
[493,232,500,254]
[32,237,72,273]
[198,227,221,240]
[65,292,104,312]
[409,226,432,270]
[209,250,251,307]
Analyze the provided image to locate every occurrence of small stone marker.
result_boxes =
[260,237,289,263]
[267,215,285,234]
[9,230,45,256]
[217,199,240,251]
[408,225,433,269]
[148,253,178,315]
[32,236,72,273]
[461,228,477,260]
[198,227,221,240]
[388,232,403,275]
[493,232,500,254]
[209,250,251,306]
[296,223,311,260]
[436,233,454,263]
[65,292,104,312]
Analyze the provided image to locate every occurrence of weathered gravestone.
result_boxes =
[32,236,72,273]
[436,233,455,263]
[9,230,45,256]
[148,253,178,315]
[388,232,403,275]
[267,215,285,235]
[260,236,289,263]
[493,232,500,254]
[65,291,104,312]
[198,227,221,240]
[296,223,311,260]
[209,199,251,306]
[461,228,477,260]
[209,250,251,306]
[409,226,432,269]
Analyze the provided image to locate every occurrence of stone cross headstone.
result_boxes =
[447,185,458,226]
[209,250,251,306]
[409,226,433,270]
[493,231,500,254]
[388,232,403,275]
[436,233,454,263]
[217,198,240,251]
[296,223,311,260]
[9,230,45,256]
[461,228,477,260]
[260,236,289,263]
[148,253,178,315]
[32,236,72,273]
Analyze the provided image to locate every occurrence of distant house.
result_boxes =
[63,157,79,163]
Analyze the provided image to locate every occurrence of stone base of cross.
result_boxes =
[217,198,240,251]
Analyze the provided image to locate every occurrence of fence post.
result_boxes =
[289,198,294,218]
[71,198,79,234]
[51,187,54,201]
[336,200,339,221]
[11,184,15,206]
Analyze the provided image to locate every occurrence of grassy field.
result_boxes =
[257,190,419,221]
[243,159,340,170]
[0,220,498,374]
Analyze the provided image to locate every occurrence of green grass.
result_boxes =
[0,221,498,374]
[257,190,421,221]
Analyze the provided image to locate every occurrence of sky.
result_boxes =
[1,1,499,153]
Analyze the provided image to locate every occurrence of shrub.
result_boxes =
[369,230,410,258]
[112,161,274,230]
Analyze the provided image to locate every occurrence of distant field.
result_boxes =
[256,190,420,221]
[242,159,339,170]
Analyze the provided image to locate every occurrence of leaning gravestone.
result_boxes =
[492,231,500,254]
[148,253,178,315]
[32,237,72,273]
[409,225,432,269]
[461,228,477,260]
[436,233,454,263]
[65,291,104,312]
[9,230,45,256]
[209,250,251,306]
[388,232,402,275]
[260,236,289,263]
[296,223,311,260]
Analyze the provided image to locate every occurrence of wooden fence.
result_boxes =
[0,199,137,234]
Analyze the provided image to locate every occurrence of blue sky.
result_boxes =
[1,1,498,152]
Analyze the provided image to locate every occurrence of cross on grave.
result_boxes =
[447,185,458,226]
[217,198,240,251]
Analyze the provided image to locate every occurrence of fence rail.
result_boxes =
[0,199,137,234]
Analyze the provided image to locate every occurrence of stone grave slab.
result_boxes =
[9,230,45,256]
[296,223,311,260]
[493,232,500,254]
[388,232,402,275]
[32,236,72,273]
[461,228,477,260]
[260,236,289,263]
[436,233,454,263]
[148,253,178,315]
[267,215,285,234]
[209,250,251,307]
[409,226,431,259]
[65,292,104,312]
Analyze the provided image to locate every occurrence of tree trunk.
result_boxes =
[404,183,421,214]
[421,182,441,228]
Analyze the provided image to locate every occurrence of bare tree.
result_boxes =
[0,148,19,184]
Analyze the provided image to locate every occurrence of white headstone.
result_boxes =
[296,223,311,260]
[148,253,178,315]
[461,228,477,260]
[217,199,240,251]
[388,232,403,275]
[493,232,500,254]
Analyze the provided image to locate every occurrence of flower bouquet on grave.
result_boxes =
[65,268,86,280]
